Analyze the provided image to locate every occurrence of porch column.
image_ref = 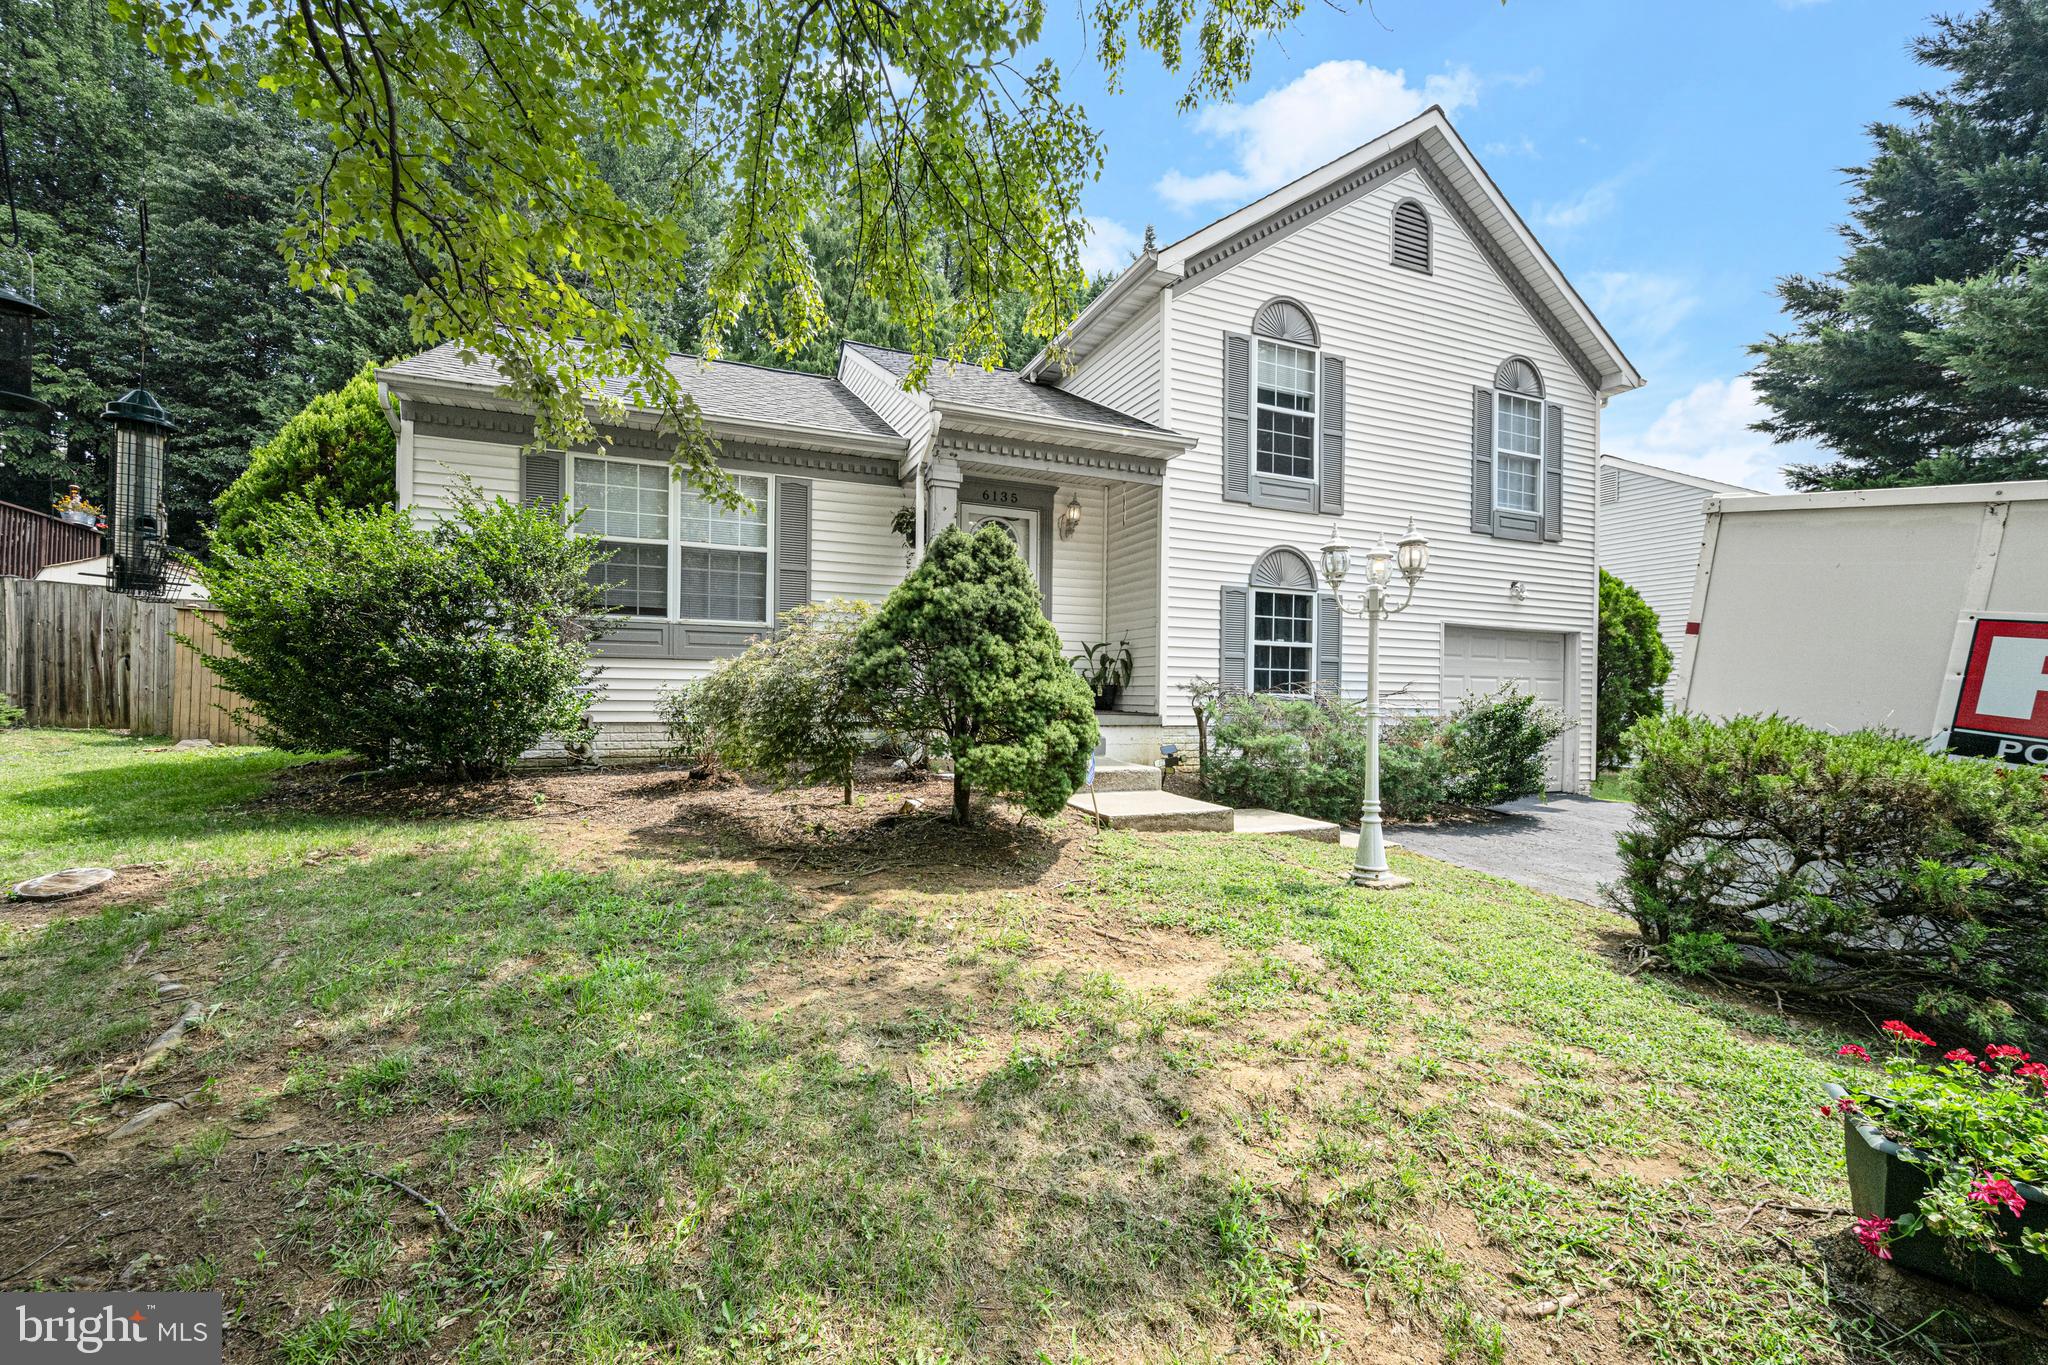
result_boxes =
[925,455,963,538]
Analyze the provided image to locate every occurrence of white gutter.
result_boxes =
[1019,254,1180,383]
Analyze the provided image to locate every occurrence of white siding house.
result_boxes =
[1596,455,1761,704]
[378,107,1642,789]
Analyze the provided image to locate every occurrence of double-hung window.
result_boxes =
[575,457,670,617]
[678,474,770,623]
[1254,340,1317,481]
[1251,589,1315,694]
[571,457,772,625]
[1494,391,1543,516]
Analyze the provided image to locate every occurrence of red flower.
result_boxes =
[1969,1177,2027,1219]
[1836,1097,1859,1115]
[1818,1104,1834,1118]
[1943,1048,1977,1064]
[1881,1020,1938,1046]
[1985,1044,2032,1062]
[1838,1044,1872,1062]
[2016,1062,2048,1083]
[1854,1216,1895,1260]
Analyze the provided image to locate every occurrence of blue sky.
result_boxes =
[1030,0,1946,490]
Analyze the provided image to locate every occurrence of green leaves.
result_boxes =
[211,365,396,558]
[1596,569,1670,769]
[1617,714,2048,1043]
[197,489,607,776]
[107,0,1333,497]
[1750,0,2048,489]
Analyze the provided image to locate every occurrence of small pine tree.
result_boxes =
[211,365,397,557]
[1597,569,1671,769]
[848,525,1098,822]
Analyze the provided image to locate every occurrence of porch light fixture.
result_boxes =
[1319,517,1431,891]
[1058,492,1083,540]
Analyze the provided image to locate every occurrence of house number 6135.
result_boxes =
[978,489,1021,506]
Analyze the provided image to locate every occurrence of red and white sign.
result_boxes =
[1949,618,2048,766]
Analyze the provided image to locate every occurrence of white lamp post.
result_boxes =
[1320,519,1431,889]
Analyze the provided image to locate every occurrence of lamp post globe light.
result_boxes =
[1320,519,1431,889]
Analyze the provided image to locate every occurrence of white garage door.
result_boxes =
[1441,627,1572,791]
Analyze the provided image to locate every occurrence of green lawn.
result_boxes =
[0,731,2029,1362]
[1589,769,1636,803]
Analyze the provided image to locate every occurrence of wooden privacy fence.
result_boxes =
[171,607,262,744]
[0,578,257,742]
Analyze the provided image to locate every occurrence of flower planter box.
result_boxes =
[1827,1083,2048,1307]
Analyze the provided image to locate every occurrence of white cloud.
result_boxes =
[1078,218,1143,276]
[1484,135,1540,160]
[1155,61,1480,210]
[1585,271,1699,348]
[1535,174,1626,232]
[1604,376,1817,492]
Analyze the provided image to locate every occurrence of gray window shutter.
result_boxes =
[1543,403,1564,542]
[1317,355,1345,515]
[1222,333,1252,503]
[1219,584,1249,689]
[521,451,564,511]
[775,478,812,619]
[1316,592,1343,693]
[1470,388,1494,534]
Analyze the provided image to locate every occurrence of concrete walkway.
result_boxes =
[1378,795,1636,908]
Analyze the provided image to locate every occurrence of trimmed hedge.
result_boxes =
[1615,714,2048,1044]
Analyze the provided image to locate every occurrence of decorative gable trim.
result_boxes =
[407,402,896,485]
[1414,157,1602,395]
[1180,147,1422,285]
[1171,148,1604,395]
[934,433,1167,484]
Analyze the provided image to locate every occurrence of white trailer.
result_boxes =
[1676,480,2048,767]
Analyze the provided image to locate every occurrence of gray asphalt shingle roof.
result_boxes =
[843,342,1169,435]
[381,341,901,441]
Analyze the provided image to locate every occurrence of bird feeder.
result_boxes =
[103,387,177,592]
[0,280,48,413]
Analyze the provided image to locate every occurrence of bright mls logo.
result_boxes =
[1,1293,220,1363]
[1949,618,2048,767]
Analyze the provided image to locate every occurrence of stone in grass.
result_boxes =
[9,867,116,901]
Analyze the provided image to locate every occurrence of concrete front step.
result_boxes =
[1067,789,1235,832]
[1231,808,1342,842]
[1084,760,1161,793]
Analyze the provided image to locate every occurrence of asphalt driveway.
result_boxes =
[1387,795,1636,908]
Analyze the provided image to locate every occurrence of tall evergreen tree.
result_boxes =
[0,0,411,545]
[1751,0,2048,489]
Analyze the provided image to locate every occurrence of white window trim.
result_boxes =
[568,452,776,627]
[1250,587,1317,695]
[1493,390,1544,518]
[1253,338,1319,485]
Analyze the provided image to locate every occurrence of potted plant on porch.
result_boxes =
[1823,1020,2048,1306]
[1070,640,1133,713]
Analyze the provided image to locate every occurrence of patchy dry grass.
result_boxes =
[0,730,2041,1363]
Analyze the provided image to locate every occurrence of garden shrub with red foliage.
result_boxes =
[1616,714,2048,1045]
[1828,1020,2048,1270]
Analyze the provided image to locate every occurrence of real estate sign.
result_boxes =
[1947,618,2048,767]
